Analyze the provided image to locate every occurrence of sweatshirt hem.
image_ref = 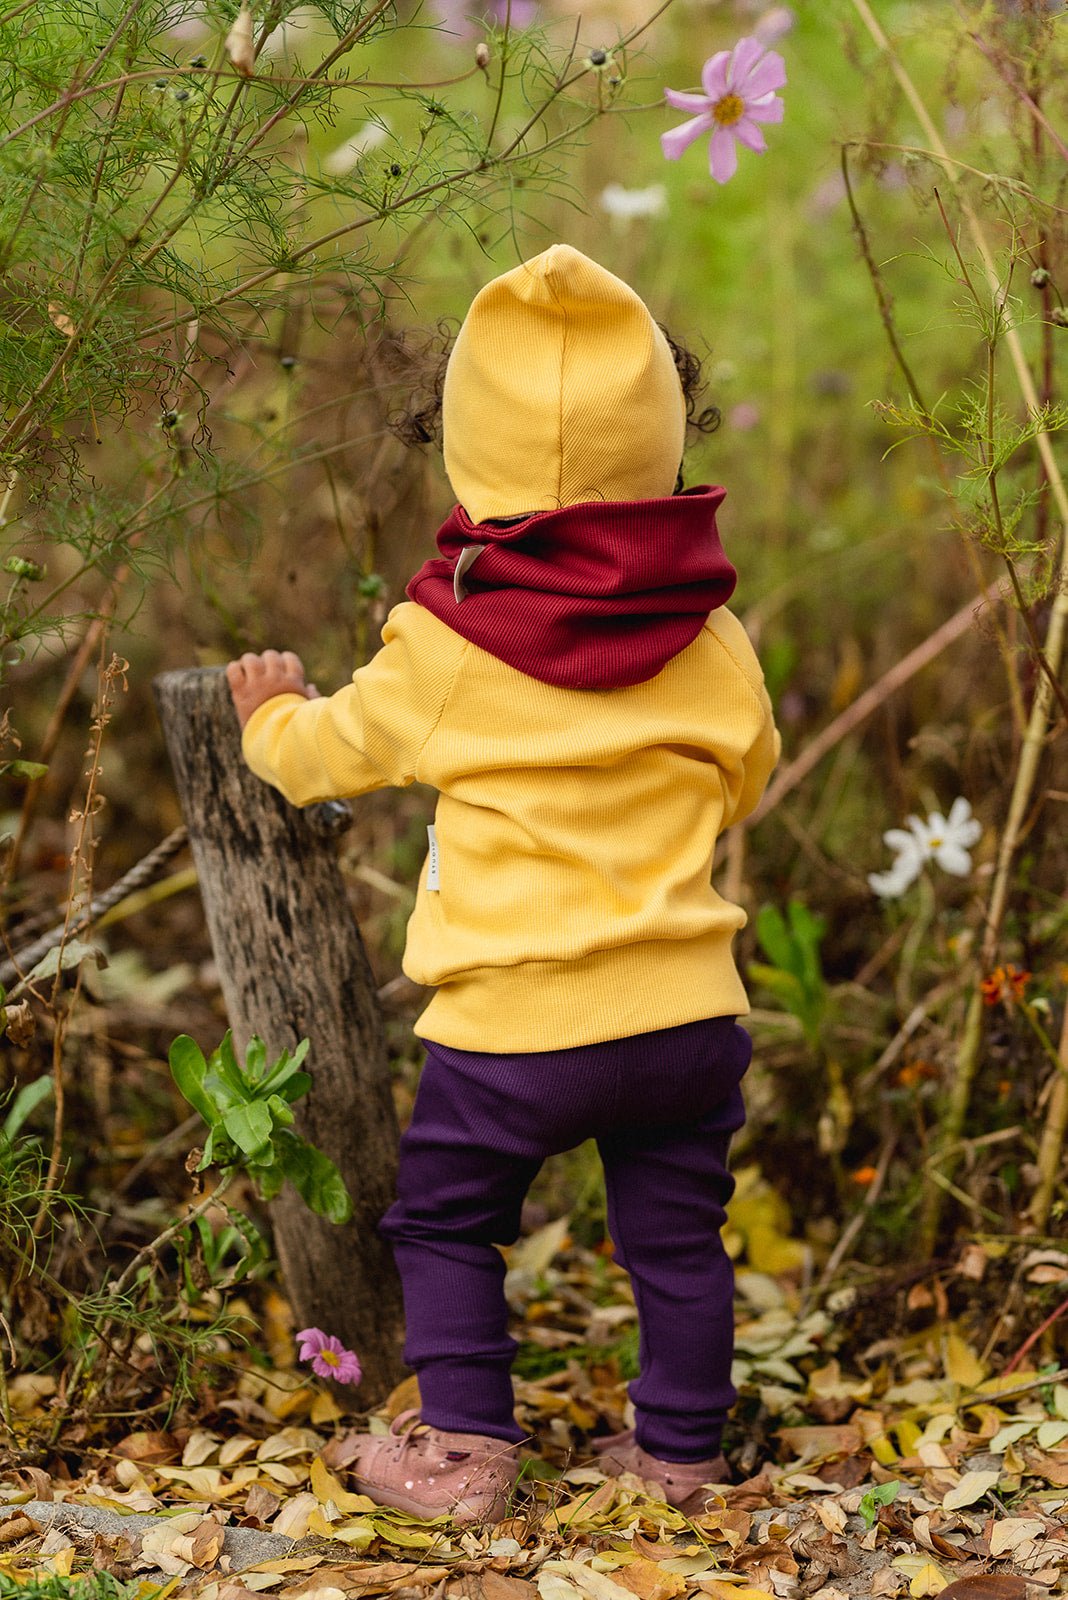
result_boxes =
[412,934,750,1053]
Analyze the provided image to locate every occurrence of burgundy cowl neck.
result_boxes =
[406,486,736,690]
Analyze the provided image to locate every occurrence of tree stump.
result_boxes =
[154,667,405,1403]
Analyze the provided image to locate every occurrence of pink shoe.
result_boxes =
[592,1429,729,1516]
[346,1410,520,1525]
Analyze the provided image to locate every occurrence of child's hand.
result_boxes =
[226,650,321,730]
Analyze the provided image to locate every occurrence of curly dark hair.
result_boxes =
[390,324,721,467]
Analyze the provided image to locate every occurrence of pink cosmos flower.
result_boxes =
[296,1326,363,1385]
[662,37,786,184]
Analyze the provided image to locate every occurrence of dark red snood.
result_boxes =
[406,486,736,690]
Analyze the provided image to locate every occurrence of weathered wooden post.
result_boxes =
[154,666,406,1403]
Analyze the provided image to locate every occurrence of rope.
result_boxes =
[2,798,353,994]
[1,826,190,993]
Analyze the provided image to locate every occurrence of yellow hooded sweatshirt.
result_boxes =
[243,246,779,1052]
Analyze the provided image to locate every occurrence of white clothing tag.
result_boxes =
[453,543,488,603]
[426,824,440,890]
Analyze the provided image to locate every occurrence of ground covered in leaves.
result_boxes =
[3,1229,1068,1600]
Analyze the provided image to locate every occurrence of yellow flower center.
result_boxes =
[929,836,942,849]
[320,1348,340,1368]
[713,93,745,127]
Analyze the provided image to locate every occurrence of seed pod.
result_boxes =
[588,47,607,66]
[475,41,490,68]
[226,2,256,77]
[1051,305,1068,327]
[4,556,45,581]
[1031,266,1051,289]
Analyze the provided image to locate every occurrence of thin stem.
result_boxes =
[855,140,1064,213]
[813,1131,896,1301]
[135,1,678,346]
[70,77,130,301]
[232,0,398,166]
[136,103,613,347]
[841,146,928,410]
[842,145,1023,727]
[483,1,514,154]
[1003,1290,1068,1376]
[31,645,121,1232]
[7,583,128,881]
[0,1312,13,1438]
[849,0,1068,1253]
[110,1173,233,1298]
[749,592,999,826]
[0,471,18,527]
[1001,553,1068,721]
[1027,996,1068,1232]
[1016,993,1068,1078]
[959,8,1068,167]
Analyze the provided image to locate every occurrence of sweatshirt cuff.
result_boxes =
[240,692,309,763]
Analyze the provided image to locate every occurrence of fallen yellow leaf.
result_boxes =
[943,1332,985,1389]
[386,1373,422,1420]
[941,1469,1000,1511]
[612,1557,687,1600]
[695,1584,775,1600]
[310,1454,373,1514]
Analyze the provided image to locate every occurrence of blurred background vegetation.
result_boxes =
[2,0,1067,1443]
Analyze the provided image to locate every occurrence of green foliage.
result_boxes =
[169,1030,352,1224]
[175,1208,270,1303]
[858,1479,900,1529]
[1,1075,53,1141]
[0,0,642,676]
[0,1080,69,1292]
[749,900,829,1052]
[0,1574,153,1600]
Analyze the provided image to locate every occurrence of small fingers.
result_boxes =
[238,650,270,677]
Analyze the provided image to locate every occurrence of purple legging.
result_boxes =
[378,1016,751,1462]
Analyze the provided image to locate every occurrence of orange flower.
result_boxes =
[1007,964,1031,1000]
[897,1060,937,1088]
[980,964,1031,1007]
[980,970,1003,1007]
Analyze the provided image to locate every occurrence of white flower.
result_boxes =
[599,182,668,221]
[868,797,981,898]
[913,796,982,877]
[868,832,924,898]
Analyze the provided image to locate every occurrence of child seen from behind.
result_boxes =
[226,244,780,1524]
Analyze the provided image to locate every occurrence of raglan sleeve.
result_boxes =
[726,675,781,828]
[707,612,782,830]
[240,603,461,808]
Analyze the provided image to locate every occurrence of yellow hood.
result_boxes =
[442,244,686,524]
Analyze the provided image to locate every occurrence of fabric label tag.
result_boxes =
[426,824,440,890]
